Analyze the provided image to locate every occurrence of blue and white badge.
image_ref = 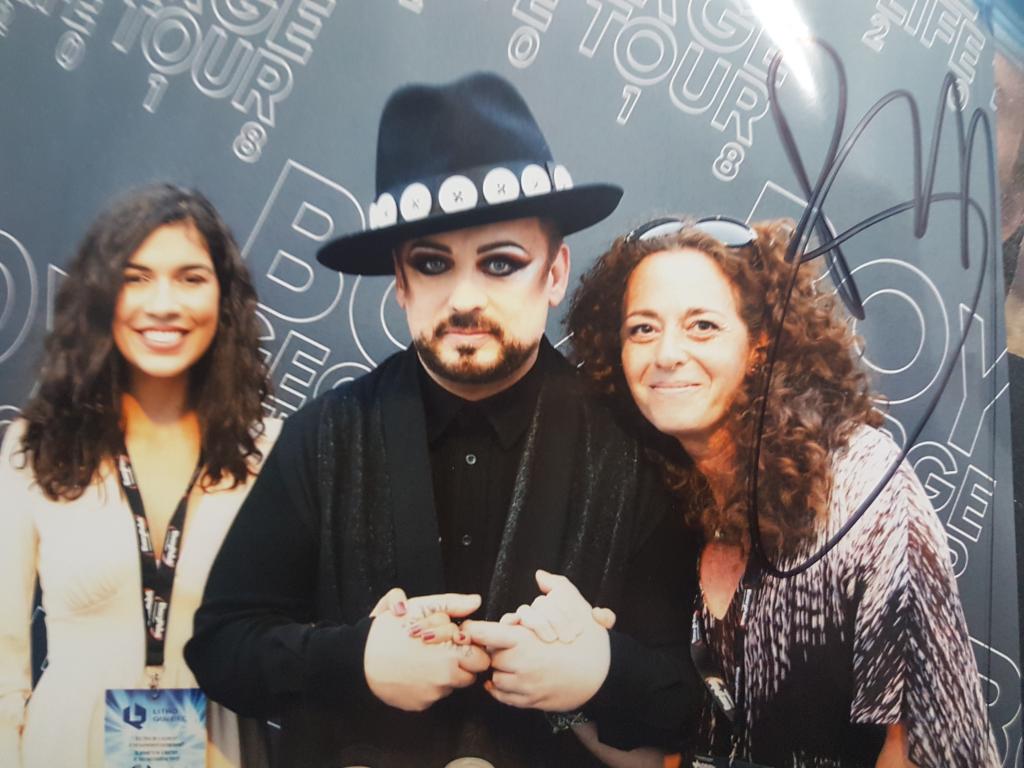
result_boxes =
[104,688,207,767]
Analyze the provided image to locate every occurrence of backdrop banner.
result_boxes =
[1,0,1020,763]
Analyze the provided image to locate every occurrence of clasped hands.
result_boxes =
[363,569,616,713]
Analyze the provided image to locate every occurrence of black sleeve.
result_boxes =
[184,400,374,718]
[585,478,705,752]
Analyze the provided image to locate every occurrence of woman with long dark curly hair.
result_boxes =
[566,217,997,767]
[0,184,278,767]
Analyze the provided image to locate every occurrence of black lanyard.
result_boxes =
[117,453,203,686]
[690,556,763,762]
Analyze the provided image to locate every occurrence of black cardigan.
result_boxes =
[186,340,702,767]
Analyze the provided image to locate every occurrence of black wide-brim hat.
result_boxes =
[317,72,623,275]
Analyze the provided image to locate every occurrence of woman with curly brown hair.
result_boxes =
[0,184,278,767]
[566,217,997,767]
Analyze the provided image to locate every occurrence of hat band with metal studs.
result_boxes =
[368,160,574,230]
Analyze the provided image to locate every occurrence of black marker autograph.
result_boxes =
[748,39,999,580]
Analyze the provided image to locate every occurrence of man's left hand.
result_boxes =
[463,571,610,711]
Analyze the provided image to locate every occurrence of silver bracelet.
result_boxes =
[546,709,590,733]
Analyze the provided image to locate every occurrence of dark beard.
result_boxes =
[414,311,539,385]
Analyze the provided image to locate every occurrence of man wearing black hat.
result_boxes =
[186,72,700,767]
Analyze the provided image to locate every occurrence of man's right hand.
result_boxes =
[363,592,490,711]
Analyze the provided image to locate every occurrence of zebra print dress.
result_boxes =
[694,426,999,767]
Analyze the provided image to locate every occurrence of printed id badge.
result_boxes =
[104,688,207,767]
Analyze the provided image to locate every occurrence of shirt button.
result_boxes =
[465,453,477,466]
[460,533,473,547]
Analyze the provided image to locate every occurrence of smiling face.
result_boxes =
[112,221,220,392]
[394,217,569,400]
[621,248,751,457]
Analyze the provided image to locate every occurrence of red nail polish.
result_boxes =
[422,631,436,641]
[394,600,407,616]
[409,625,422,637]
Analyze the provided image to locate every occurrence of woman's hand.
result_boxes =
[571,721,666,768]
[408,611,471,645]
[370,587,476,645]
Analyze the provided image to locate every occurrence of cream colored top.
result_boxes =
[0,418,281,768]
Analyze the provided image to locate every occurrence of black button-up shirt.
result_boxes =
[419,354,545,600]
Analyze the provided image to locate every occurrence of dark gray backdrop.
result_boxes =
[1,0,1020,762]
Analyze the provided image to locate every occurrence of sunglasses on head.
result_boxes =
[624,215,757,249]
